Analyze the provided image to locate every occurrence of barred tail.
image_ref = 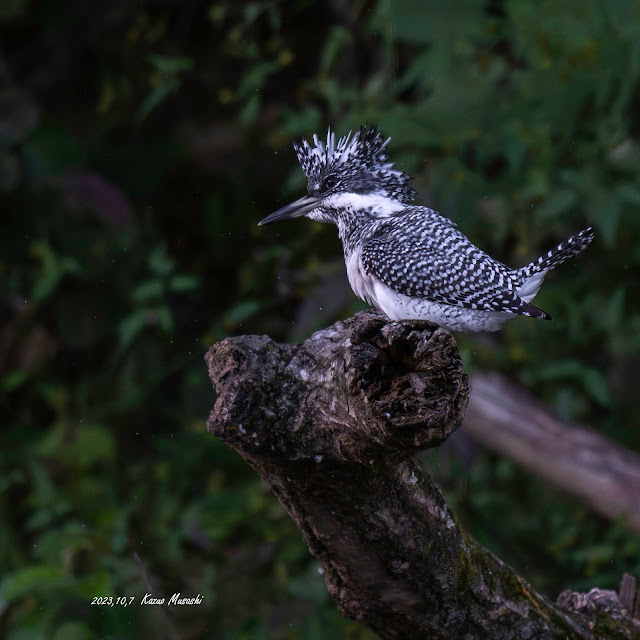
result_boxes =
[517,227,595,281]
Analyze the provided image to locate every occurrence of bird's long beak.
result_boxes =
[258,196,321,226]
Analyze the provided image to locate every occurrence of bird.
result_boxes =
[258,126,594,333]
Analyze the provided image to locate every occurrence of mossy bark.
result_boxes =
[206,310,640,640]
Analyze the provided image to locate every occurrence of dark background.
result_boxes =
[2,0,640,638]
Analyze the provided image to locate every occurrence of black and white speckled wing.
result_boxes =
[361,208,546,317]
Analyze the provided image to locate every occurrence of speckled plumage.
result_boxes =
[260,126,594,333]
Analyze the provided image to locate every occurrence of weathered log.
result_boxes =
[619,574,640,620]
[464,372,640,534]
[205,310,640,639]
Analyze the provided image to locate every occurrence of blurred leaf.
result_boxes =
[36,423,115,468]
[149,246,175,276]
[237,61,279,99]
[75,569,112,599]
[580,368,611,406]
[118,310,151,352]
[223,300,264,327]
[239,93,261,124]
[0,564,66,603]
[169,274,199,292]
[136,76,180,124]
[320,26,353,73]
[1,370,27,392]
[30,244,82,305]
[148,53,194,74]
[534,360,611,406]
[152,305,174,334]
[131,280,163,302]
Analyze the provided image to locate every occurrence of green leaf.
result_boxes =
[581,368,611,406]
[149,245,175,276]
[31,245,82,305]
[65,425,116,468]
[223,300,263,326]
[243,2,266,24]
[148,54,194,74]
[25,458,63,519]
[169,274,199,292]
[0,565,66,603]
[152,306,174,334]
[239,93,261,124]
[118,310,150,352]
[131,280,164,302]
[75,569,112,600]
[37,423,115,468]
[136,76,180,124]
[535,360,611,406]
[1,369,27,392]
[237,61,279,99]
[320,26,353,73]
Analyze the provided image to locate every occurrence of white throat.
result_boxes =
[325,192,406,217]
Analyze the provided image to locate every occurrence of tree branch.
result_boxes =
[205,310,640,639]
[464,372,640,534]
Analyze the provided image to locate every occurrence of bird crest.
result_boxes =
[293,126,415,203]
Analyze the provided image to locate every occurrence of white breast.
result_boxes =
[345,250,378,306]
[344,250,512,333]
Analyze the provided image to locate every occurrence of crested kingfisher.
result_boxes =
[259,126,594,333]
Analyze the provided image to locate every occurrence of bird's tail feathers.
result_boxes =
[516,227,594,282]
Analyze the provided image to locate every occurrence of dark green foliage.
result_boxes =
[1,0,638,637]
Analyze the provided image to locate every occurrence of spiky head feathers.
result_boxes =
[293,126,415,204]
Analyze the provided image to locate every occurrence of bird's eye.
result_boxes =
[322,175,339,191]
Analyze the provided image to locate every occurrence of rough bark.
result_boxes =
[464,372,640,534]
[205,310,640,640]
